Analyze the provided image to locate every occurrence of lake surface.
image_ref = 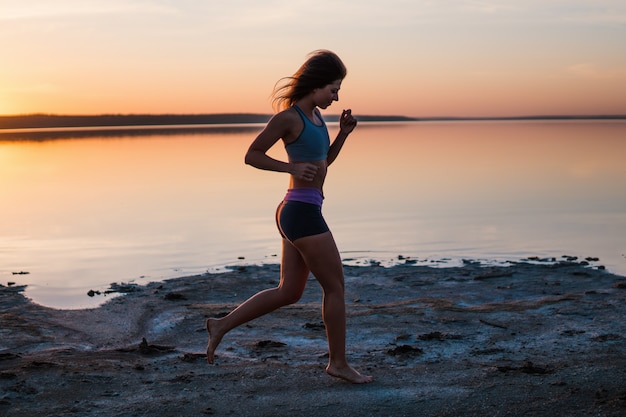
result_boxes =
[1,121,625,308]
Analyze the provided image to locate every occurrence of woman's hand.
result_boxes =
[290,162,319,181]
[339,109,357,135]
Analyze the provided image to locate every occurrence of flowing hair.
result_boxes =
[271,50,347,112]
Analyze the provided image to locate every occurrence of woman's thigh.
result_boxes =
[279,238,311,296]
[293,232,344,293]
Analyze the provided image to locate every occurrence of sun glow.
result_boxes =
[1,1,625,117]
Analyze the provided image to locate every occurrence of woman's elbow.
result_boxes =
[244,150,255,166]
[245,149,264,168]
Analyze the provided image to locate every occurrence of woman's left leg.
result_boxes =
[206,238,310,363]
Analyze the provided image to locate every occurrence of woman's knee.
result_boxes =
[274,281,305,305]
[277,288,303,305]
[320,280,344,297]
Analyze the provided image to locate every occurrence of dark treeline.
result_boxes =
[0,114,272,130]
[0,113,418,130]
[417,115,626,122]
[1,113,624,130]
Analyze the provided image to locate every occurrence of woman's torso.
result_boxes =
[283,105,330,191]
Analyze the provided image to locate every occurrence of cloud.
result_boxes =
[566,14,626,25]
[444,0,626,26]
[568,63,626,79]
[0,0,178,20]
[460,0,521,15]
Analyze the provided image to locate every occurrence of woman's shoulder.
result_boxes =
[262,107,303,143]
[267,107,302,130]
[272,106,300,122]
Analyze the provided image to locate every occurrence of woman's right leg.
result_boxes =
[206,238,310,363]
[293,231,373,383]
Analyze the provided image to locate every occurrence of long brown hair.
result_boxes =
[272,50,347,112]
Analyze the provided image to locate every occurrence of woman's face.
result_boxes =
[313,80,342,109]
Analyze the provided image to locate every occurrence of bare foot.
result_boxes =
[205,318,223,364]
[326,364,373,384]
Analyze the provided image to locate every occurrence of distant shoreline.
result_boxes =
[0,114,415,130]
[1,113,625,130]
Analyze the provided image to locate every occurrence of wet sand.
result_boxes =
[1,259,625,416]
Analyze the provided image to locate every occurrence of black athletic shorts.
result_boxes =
[275,200,330,242]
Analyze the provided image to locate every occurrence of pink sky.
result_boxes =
[1,1,625,117]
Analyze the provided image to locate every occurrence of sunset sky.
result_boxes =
[1,0,625,117]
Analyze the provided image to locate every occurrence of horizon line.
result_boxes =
[1,113,625,131]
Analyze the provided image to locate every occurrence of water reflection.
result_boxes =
[0,123,266,142]
[1,121,624,308]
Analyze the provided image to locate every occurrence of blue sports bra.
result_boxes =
[284,105,330,162]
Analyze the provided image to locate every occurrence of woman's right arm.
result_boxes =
[244,112,319,181]
[244,112,293,173]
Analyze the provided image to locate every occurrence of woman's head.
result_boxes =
[272,50,347,111]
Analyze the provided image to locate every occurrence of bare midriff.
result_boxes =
[289,159,328,191]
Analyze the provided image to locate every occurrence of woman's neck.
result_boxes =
[294,98,317,116]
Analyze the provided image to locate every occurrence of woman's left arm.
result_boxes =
[327,109,357,166]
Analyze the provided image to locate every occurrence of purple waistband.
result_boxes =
[284,188,324,206]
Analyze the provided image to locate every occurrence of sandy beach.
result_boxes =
[1,258,625,416]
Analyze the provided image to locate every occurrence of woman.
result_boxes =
[206,50,372,384]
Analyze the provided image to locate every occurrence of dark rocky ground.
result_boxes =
[1,260,625,416]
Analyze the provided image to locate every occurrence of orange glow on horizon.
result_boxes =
[2,2,625,118]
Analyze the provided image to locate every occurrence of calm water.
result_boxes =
[1,121,625,308]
